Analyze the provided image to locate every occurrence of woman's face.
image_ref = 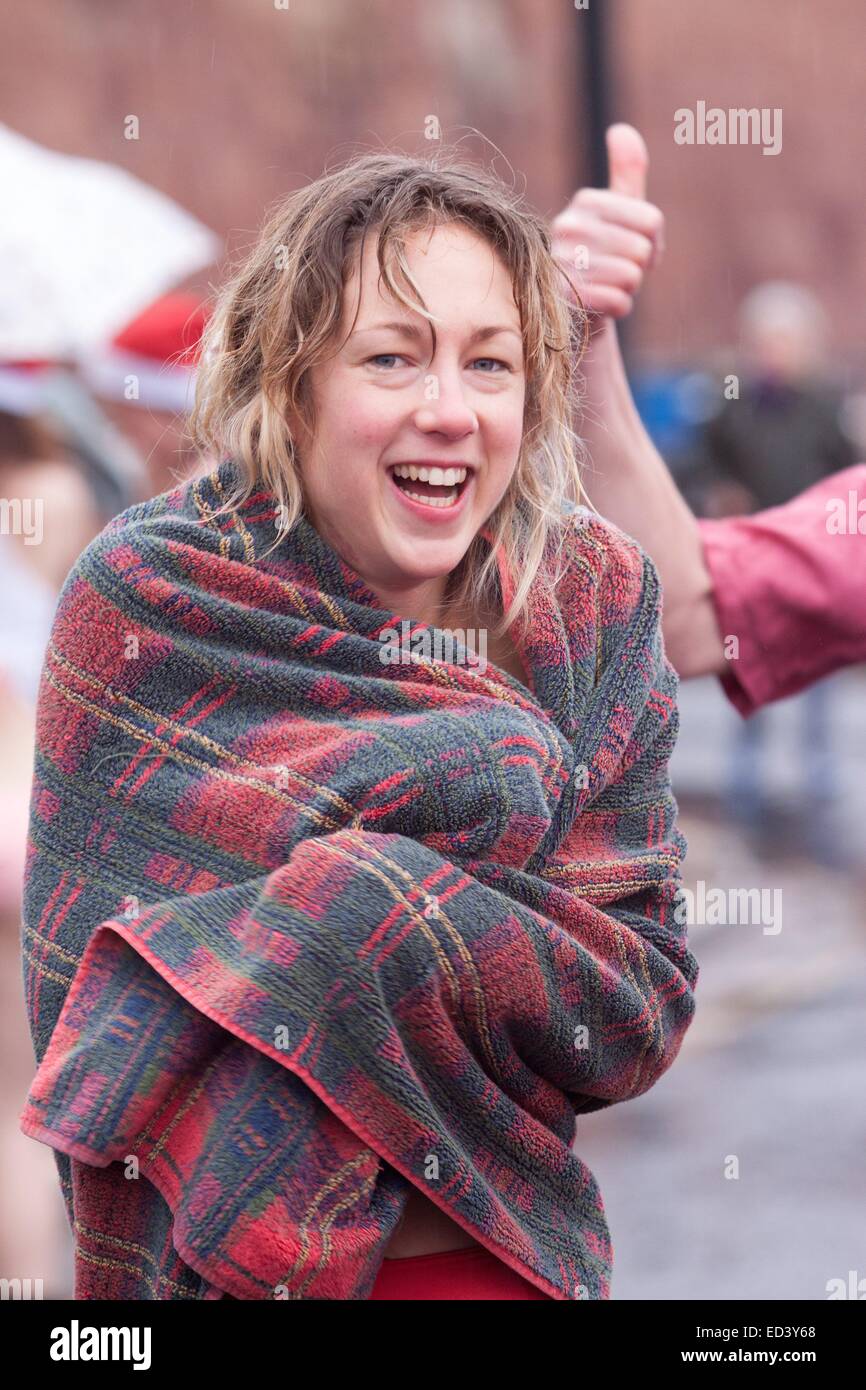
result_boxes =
[296,222,526,613]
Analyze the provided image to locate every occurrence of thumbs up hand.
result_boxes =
[551,123,665,330]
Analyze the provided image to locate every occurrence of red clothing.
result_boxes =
[369,1246,555,1300]
[697,464,866,717]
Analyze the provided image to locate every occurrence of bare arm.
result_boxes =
[577,318,727,678]
[550,125,726,678]
[553,123,866,704]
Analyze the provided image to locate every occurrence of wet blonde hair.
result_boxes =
[190,148,588,639]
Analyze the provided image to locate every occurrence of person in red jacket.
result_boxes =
[697,468,866,716]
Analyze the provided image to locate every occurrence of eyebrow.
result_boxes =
[350,319,522,345]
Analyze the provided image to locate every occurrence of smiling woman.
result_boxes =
[190,150,589,643]
[330,250,526,566]
[19,148,697,1302]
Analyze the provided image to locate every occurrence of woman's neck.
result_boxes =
[370,574,452,630]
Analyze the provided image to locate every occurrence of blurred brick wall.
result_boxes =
[0,0,863,370]
[0,0,577,279]
[614,0,866,371]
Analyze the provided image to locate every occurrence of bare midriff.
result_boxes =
[383,1184,480,1259]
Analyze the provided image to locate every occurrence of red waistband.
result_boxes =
[370,1244,554,1300]
[380,1245,493,1266]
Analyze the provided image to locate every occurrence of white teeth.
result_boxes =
[401,487,459,508]
[392,464,468,485]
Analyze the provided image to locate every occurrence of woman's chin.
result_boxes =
[380,538,468,584]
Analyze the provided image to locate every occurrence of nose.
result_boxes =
[412,363,479,440]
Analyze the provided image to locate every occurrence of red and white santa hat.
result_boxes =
[79,291,210,413]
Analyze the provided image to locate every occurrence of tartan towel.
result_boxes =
[19,458,698,1300]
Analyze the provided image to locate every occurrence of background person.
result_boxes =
[692,282,858,854]
[0,391,103,1295]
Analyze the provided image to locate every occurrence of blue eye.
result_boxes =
[366,354,512,372]
[368,354,408,369]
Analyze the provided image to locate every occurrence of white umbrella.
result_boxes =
[0,124,220,359]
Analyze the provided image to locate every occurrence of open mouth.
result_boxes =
[387,464,472,511]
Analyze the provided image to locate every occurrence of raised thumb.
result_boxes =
[606,123,649,199]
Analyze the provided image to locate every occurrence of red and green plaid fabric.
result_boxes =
[20,459,698,1300]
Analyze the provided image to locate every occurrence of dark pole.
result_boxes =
[579,0,612,190]
[577,0,631,360]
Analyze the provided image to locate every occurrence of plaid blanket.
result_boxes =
[19,459,698,1300]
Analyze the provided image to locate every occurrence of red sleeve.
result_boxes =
[697,464,866,717]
